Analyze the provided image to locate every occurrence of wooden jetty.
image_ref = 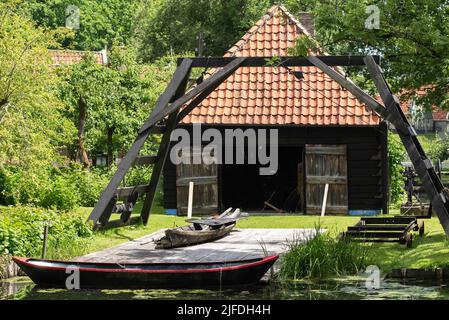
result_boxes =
[77,228,323,264]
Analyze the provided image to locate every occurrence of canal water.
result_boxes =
[2,276,449,300]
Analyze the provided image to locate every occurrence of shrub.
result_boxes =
[425,134,449,162]
[0,166,50,207]
[0,163,110,211]
[0,206,93,259]
[279,229,372,280]
[125,166,152,187]
[64,165,109,207]
[388,133,406,205]
[40,174,81,211]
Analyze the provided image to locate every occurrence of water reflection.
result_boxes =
[2,277,449,300]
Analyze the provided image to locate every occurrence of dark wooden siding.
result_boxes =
[163,124,388,213]
[163,143,177,209]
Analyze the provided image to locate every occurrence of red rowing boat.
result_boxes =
[13,255,278,289]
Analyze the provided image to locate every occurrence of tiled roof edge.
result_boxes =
[225,5,313,57]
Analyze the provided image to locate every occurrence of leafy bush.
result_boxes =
[63,165,109,207]
[40,174,81,211]
[0,163,109,211]
[0,206,93,259]
[388,133,406,205]
[125,166,152,187]
[425,134,449,162]
[279,229,372,279]
[0,166,50,208]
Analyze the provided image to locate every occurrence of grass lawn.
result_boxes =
[369,218,449,272]
[76,206,449,273]
[76,207,186,254]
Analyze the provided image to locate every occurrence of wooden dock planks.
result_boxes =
[76,228,324,263]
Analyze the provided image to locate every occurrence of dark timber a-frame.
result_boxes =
[87,55,449,238]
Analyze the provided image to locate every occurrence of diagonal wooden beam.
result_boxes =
[87,59,193,226]
[307,56,388,119]
[139,58,247,224]
[138,57,246,134]
[139,68,193,225]
[364,56,449,236]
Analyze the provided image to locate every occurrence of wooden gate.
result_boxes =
[176,148,218,215]
[305,145,348,215]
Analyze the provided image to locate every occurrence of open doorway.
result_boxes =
[221,146,304,213]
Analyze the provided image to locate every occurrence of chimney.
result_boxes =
[298,12,315,37]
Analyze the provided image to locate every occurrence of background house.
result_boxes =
[49,49,107,66]
[400,91,449,134]
[163,5,389,216]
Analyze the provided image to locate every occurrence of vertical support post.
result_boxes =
[321,183,329,217]
[187,181,194,219]
[380,121,389,214]
[41,224,49,259]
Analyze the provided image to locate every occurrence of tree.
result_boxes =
[286,0,449,110]
[58,47,176,167]
[18,0,144,50]
[136,0,276,61]
[0,1,75,204]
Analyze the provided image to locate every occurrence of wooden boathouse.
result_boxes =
[162,5,389,216]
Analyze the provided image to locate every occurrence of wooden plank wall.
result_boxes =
[163,124,388,213]
[305,145,348,214]
[175,148,218,215]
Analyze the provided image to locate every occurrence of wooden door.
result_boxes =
[176,148,218,215]
[305,145,348,215]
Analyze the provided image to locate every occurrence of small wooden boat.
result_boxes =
[155,219,236,249]
[13,255,278,289]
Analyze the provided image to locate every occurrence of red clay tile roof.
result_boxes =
[49,49,107,66]
[182,5,380,126]
[400,89,448,121]
[433,111,448,120]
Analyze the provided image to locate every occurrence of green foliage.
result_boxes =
[58,47,172,162]
[0,206,93,258]
[279,228,372,279]
[136,0,275,61]
[0,1,77,210]
[0,164,109,211]
[0,1,75,168]
[287,0,449,110]
[40,165,109,210]
[69,166,110,207]
[424,134,449,162]
[40,174,81,212]
[19,0,144,50]
[289,36,320,57]
[388,133,406,205]
[125,167,152,187]
[0,166,47,206]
